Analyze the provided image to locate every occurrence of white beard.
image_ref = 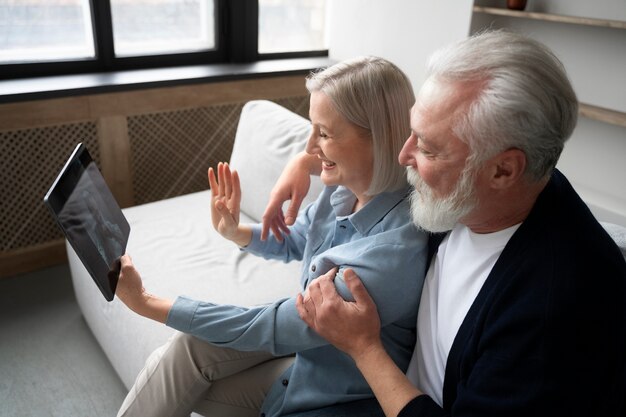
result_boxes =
[406,166,478,233]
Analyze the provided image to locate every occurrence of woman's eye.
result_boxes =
[319,132,328,138]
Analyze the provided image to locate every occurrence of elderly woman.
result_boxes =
[115,56,428,417]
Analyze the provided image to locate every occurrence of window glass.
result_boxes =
[110,0,215,57]
[258,0,326,54]
[0,0,95,64]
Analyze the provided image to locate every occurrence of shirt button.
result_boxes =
[311,265,316,272]
[282,379,289,386]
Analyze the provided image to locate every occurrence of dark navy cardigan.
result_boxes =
[399,169,626,417]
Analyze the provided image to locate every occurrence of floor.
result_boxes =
[0,264,127,417]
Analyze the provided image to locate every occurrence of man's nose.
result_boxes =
[398,135,416,167]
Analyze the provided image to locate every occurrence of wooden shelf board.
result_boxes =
[579,103,626,129]
[473,6,626,29]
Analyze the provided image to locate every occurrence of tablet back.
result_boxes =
[44,143,130,301]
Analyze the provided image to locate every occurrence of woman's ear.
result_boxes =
[489,149,527,189]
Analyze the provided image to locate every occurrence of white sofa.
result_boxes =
[68,100,323,391]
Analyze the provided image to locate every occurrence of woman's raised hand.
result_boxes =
[208,162,251,246]
[261,151,320,241]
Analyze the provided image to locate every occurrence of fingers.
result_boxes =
[296,293,315,328]
[120,254,133,269]
[343,268,375,306]
[260,220,270,242]
[208,167,218,197]
[270,216,289,243]
[261,209,280,241]
[217,162,225,198]
[261,208,291,242]
[284,194,304,225]
[214,199,238,229]
[270,223,283,242]
[260,206,278,241]
[223,163,232,201]
[231,169,241,208]
[298,268,338,330]
[305,267,337,305]
[317,268,342,301]
[216,162,234,200]
[210,163,231,198]
[307,276,324,307]
[211,162,240,213]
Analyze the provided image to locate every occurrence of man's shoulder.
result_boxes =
[522,170,620,258]
[487,170,624,292]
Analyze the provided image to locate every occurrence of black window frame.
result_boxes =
[0,0,328,81]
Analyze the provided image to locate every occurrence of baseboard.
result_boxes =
[0,239,67,279]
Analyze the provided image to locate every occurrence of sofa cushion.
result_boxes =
[229,100,324,222]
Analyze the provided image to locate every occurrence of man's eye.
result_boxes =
[319,132,328,138]
[418,146,434,158]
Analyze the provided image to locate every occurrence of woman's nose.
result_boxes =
[306,133,319,155]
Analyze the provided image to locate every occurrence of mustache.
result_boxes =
[405,167,421,189]
[404,164,478,233]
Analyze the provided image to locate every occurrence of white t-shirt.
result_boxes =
[406,223,520,406]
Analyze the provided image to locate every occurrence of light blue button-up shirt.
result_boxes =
[167,185,428,416]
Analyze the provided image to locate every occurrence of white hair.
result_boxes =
[306,56,415,195]
[426,30,578,182]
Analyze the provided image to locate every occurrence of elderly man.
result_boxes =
[263,31,626,416]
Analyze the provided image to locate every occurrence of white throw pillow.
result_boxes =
[229,100,323,222]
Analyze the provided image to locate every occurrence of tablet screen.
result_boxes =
[44,143,130,301]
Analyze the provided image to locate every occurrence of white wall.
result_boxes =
[327,0,475,92]
[327,0,626,226]
[471,0,626,226]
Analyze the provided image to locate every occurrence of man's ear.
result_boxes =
[489,149,526,189]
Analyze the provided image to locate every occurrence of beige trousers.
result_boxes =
[117,332,295,417]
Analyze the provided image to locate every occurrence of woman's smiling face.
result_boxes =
[306,91,374,200]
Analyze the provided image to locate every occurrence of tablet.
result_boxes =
[44,143,130,301]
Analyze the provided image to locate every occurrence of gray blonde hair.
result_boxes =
[306,56,414,195]
[427,30,578,181]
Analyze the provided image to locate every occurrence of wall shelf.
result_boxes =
[473,6,626,29]
[579,103,626,128]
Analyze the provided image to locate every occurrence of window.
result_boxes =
[0,0,327,80]
[110,0,216,57]
[0,0,95,64]
[258,0,327,54]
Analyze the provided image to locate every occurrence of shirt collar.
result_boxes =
[329,185,411,235]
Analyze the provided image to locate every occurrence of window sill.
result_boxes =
[0,57,335,104]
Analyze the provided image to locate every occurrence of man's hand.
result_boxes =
[298,268,423,417]
[261,152,321,241]
[296,268,383,359]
